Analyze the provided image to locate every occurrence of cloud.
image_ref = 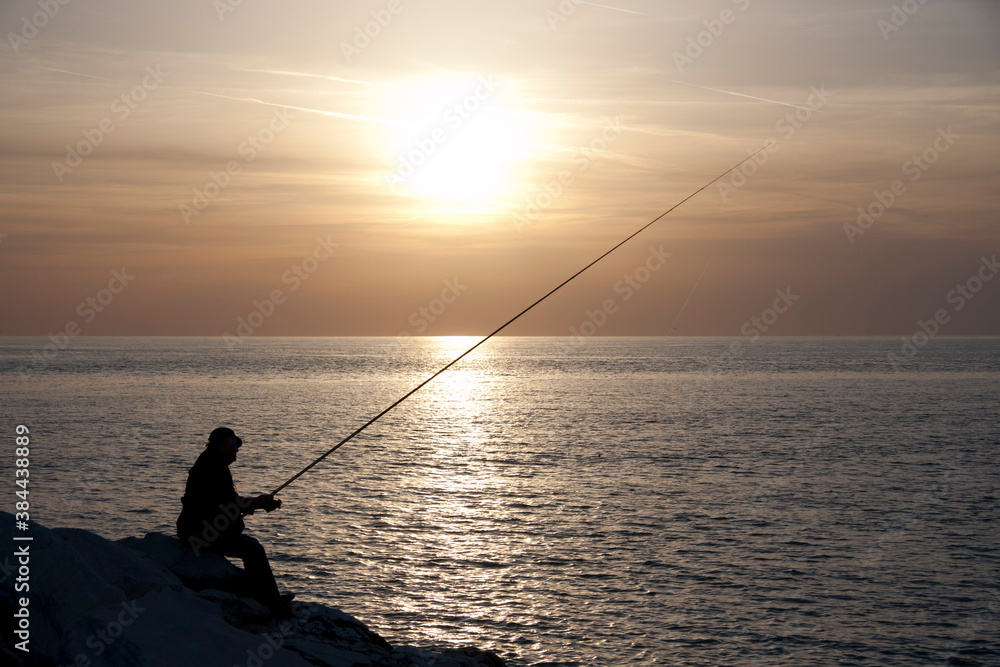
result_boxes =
[186,90,397,125]
[236,68,379,88]
[665,80,823,113]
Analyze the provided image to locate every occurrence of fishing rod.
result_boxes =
[269,146,766,497]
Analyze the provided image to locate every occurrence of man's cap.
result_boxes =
[208,427,242,447]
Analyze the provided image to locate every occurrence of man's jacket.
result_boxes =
[176,446,249,545]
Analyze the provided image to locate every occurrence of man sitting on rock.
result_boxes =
[177,427,293,611]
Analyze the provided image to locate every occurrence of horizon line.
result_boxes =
[2,334,999,339]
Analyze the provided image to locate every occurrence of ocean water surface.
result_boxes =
[1,336,998,666]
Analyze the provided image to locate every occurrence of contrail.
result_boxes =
[577,1,645,15]
[189,90,397,125]
[269,149,768,497]
[669,253,714,333]
[238,68,378,88]
[36,66,119,82]
[668,80,822,113]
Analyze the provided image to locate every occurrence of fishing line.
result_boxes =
[269,146,767,496]
[669,251,714,332]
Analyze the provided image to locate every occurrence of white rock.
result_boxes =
[285,637,378,666]
[0,513,506,667]
[0,516,306,666]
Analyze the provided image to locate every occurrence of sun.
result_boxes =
[383,75,527,208]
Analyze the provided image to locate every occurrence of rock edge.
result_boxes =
[0,513,505,667]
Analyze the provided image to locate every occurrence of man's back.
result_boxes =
[176,446,245,544]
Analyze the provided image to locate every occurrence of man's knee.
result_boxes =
[229,535,267,561]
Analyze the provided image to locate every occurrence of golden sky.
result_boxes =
[1,0,998,336]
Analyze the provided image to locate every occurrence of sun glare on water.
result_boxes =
[383,75,528,211]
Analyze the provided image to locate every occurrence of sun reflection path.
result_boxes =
[338,336,563,653]
[390,335,526,563]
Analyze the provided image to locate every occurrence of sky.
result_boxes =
[1,0,998,337]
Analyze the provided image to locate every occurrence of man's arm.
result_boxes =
[242,493,282,513]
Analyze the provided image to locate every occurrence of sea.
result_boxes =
[1,336,998,666]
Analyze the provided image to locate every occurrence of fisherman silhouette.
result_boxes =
[176,427,293,611]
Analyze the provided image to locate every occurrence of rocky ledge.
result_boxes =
[0,513,505,667]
